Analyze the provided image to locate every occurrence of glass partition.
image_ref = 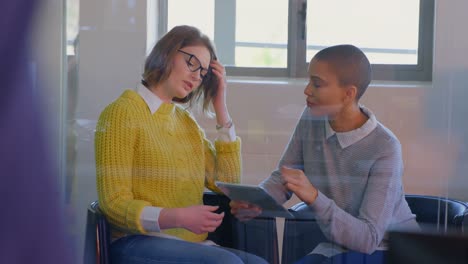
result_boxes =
[49,0,468,262]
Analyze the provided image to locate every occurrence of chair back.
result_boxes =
[84,201,111,264]
[405,194,468,230]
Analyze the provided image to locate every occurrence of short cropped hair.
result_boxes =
[142,25,218,113]
[313,44,372,100]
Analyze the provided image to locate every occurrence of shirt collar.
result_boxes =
[137,83,163,114]
[325,105,378,148]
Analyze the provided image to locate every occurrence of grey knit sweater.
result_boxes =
[261,106,418,254]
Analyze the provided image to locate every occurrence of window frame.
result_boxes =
[365,0,435,81]
[157,0,434,81]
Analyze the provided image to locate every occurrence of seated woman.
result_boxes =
[95,25,268,264]
[230,45,419,264]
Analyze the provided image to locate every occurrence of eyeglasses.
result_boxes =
[177,49,210,80]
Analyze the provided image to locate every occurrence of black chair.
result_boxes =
[388,196,468,264]
[281,202,326,264]
[84,192,279,264]
[83,201,110,264]
[281,194,468,264]
[203,192,279,264]
[404,194,468,232]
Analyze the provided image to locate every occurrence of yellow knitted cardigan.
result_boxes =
[95,90,241,242]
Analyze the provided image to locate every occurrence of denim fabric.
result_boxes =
[110,235,268,264]
[295,250,386,264]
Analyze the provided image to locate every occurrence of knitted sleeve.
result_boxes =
[203,132,242,192]
[95,101,150,234]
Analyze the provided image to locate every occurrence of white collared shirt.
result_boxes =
[137,84,236,141]
[324,105,378,149]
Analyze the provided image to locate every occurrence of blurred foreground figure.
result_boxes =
[0,1,73,263]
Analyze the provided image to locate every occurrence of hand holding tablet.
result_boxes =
[215,181,294,219]
[229,200,263,221]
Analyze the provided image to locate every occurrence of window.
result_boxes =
[66,0,80,55]
[156,0,434,81]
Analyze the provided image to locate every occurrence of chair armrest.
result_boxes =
[203,191,236,247]
[289,202,317,220]
[290,202,307,211]
[463,209,468,234]
[282,202,326,264]
[454,212,466,226]
[203,191,279,264]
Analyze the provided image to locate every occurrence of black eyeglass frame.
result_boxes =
[177,49,210,80]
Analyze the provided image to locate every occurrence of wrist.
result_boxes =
[216,118,233,130]
[162,208,184,229]
[174,208,185,228]
[212,99,227,113]
[304,189,319,205]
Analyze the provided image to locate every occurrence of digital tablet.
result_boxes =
[215,181,294,218]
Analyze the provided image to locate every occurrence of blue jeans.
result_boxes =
[110,235,269,264]
[295,250,386,264]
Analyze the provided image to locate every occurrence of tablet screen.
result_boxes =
[215,181,294,218]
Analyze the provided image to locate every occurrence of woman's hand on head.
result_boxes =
[177,205,224,234]
[229,200,262,222]
[281,166,318,205]
[209,60,228,111]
